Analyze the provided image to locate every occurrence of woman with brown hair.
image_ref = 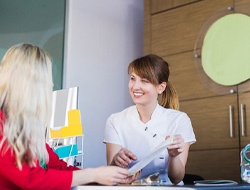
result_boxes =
[104,54,196,185]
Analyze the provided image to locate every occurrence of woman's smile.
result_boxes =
[133,91,144,97]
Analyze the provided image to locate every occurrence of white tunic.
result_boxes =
[104,104,196,185]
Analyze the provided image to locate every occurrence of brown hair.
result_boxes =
[128,54,179,110]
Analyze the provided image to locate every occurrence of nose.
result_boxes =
[132,80,141,90]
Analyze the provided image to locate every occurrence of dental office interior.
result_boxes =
[2,0,250,186]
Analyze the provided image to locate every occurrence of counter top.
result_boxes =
[72,184,250,190]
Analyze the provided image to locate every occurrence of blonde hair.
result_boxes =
[128,54,179,110]
[0,43,53,169]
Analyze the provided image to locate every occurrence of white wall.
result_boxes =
[64,0,144,167]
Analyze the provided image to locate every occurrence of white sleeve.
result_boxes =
[103,114,122,146]
[175,113,196,145]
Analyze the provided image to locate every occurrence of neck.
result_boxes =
[136,102,157,123]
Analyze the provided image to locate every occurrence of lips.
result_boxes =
[133,92,144,97]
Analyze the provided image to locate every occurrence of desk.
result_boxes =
[72,184,250,190]
[72,186,194,190]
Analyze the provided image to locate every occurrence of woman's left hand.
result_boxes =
[166,134,184,157]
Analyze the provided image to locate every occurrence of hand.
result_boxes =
[166,134,184,157]
[112,148,137,168]
[122,171,141,184]
[93,166,139,185]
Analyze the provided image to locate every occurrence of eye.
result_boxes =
[141,79,149,83]
[130,76,135,81]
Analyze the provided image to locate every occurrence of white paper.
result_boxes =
[128,136,174,176]
[194,180,238,186]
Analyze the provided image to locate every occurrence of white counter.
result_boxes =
[72,186,195,190]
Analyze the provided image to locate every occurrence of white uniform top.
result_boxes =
[104,104,196,185]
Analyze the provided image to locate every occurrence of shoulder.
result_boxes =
[160,105,188,116]
[108,105,136,121]
[158,105,190,121]
[106,105,137,128]
[105,105,136,133]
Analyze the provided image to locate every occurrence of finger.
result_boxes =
[115,156,128,167]
[111,182,118,186]
[119,151,136,164]
[116,167,130,175]
[168,144,179,149]
[165,135,170,140]
[172,138,184,146]
[115,172,129,180]
[175,134,184,142]
[122,176,136,184]
[110,174,128,185]
[124,151,137,161]
[120,173,139,184]
[120,148,137,160]
[134,171,141,178]
[178,148,184,152]
[169,143,184,150]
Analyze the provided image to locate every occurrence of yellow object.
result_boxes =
[50,109,83,138]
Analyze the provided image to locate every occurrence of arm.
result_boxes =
[167,134,190,184]
[0,145,138,189]
[106,143,122,165]
[104,116,140,181]
[47,143,138,186]
[0,149,74,190]
[105,115,137,167]
[71,166,138,186]
[106,143,137,167]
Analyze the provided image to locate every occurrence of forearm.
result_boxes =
[168,155,185,184]
[106,143,122,166]
[71,165,134,187]
[106,144,137,168]
[71,168,95,187]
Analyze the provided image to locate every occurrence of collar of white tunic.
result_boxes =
[132,103,163,125]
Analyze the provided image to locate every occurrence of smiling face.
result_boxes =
[128,72,165,108]
[127,54,171,109]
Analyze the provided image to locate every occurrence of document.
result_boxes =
[194,180,238,186]
[128,136,174,176]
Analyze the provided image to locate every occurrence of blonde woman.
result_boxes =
[0,43,137,190]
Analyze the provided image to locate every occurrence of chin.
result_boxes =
[134,102,144,106]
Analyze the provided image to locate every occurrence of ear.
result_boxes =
[157,82,167,94]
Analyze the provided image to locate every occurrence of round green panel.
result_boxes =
[202,13,250,86]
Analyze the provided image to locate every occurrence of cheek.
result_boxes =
[148,88,159,98]
[128,83,132,90]
[128,81,134,90]
[128,83,133,96]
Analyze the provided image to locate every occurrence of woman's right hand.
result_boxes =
[112,148,137,168]
[72,166,140,187]
[93,166,139,185]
